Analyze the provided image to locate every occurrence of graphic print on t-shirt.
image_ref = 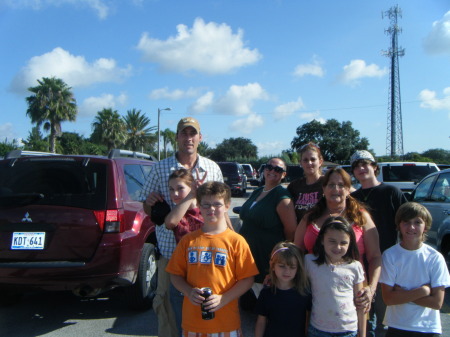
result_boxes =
[188,246,228,267]
[295,191,320,211]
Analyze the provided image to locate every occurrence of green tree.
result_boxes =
[421,148,450,164]
[291,119,369,164]
[160,128,176,159]
[22,126,48,152]
[123,109,156,152]
[210,137,258,162]
[0,138,21,157]
[198,141,212,157]
[26,77,77,153]
[91,108,127,151]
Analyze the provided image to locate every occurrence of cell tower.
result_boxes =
[383,5,405,158]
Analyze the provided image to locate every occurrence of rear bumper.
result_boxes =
[0,231,147,292]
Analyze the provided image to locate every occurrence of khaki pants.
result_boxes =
[153,256,179,337]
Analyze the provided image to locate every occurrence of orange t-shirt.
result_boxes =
[166,228,259,333]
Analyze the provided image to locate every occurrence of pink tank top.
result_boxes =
[304,222,365,263]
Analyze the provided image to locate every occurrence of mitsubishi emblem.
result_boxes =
[22,212,32,222]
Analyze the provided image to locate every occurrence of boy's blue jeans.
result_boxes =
[308,325,357,337]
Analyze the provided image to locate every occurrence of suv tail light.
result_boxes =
[93,209,124,233]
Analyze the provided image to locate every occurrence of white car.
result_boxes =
[377,162,440,193]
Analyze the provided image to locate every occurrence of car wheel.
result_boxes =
[125,243,158,310]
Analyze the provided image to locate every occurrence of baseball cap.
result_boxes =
[177,117,200,133]
[350,150,375,165]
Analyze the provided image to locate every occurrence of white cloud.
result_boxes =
[189,92,214,113]
[338,59,387,85]
[293,56,324,78]
[423,11,450,55]
[0,123,16,141]
[79,93,128,117]
[229,113,264,135]
[4,0,111,19]
[274,97,305,120]
[149,87,201,100]
[257,141,287,157]
[136,17,261,74]
[214,83,268,115]
[299,111,326,123]
[10,47,132,93]
[419,87,450,118]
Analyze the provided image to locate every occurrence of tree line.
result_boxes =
[1,76,449,166]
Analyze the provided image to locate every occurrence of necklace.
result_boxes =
[328,207,346,217]
[361,187,374,202]
[263,185,278,193]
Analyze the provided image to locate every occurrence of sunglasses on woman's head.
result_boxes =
[265,164,285,173]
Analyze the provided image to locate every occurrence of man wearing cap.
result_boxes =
[350,150,407,337]
[141,117,225,337]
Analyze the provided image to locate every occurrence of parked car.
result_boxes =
[338,165,361,190]
[377,162,440,193]
[438,164,450,171]
[284,165,304,183]
[0,149,157,309]
[409,168,450,262]
[217,162,247,196]
[241,164,256,184]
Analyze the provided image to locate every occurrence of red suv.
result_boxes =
[0,149,157,309]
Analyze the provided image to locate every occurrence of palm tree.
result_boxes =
[26,77,77,153]
[160,128,176,159]
[123,109,156,152]
[91,108,127,151]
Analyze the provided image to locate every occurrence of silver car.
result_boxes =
[410,168,450,262]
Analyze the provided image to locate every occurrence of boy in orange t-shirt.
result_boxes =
[166,181,258,336]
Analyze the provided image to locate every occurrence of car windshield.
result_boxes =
[382,165,439,183]
[0,158,107,209]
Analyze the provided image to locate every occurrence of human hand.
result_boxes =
[194,169,207,188]
[144,192,164,207]
[187,287,205,306]
[203,293,224,312]
[355,286,373,312]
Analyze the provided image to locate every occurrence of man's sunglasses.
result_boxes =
[265,164,285,173]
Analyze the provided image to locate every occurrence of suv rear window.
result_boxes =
[381,165,439,183]
[218,163,237,174]
[0,158,107,209]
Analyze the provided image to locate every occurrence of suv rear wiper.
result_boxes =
[0,193,44,208]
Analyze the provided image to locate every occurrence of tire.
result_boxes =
[125,243,158,310]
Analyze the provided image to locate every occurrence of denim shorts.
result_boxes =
[308,325,358,337]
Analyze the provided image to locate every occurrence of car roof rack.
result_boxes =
[5,150,60,159]
[108,149,156,161]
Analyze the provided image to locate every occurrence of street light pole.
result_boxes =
[157,107,171,161]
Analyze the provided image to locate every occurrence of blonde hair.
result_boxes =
[269,241,309,296]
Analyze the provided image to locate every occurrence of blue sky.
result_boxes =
[1,0,449,158]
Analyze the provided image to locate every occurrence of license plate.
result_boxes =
[11,232,45,250]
